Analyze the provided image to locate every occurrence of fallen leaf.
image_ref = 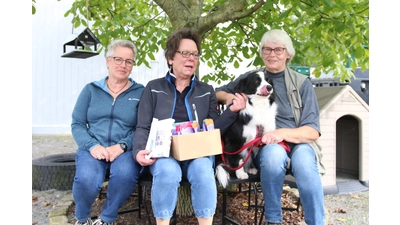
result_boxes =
[242,202,249,207]
[334,208,347,213]
[337,218,346,222]
[43,201,51,207]
[352,195,359,199]
[32,196,38,201]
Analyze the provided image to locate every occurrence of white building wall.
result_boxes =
[32,0,252,134]
[32,0,169,134]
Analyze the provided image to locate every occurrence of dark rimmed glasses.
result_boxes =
[262,47,286,55]
[111,57,135,67]
[176,51,201,59]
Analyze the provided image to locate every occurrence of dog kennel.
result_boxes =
[314,85,369,192]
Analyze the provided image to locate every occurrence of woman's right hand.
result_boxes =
[136,149,156,166]
[90,145,108,161]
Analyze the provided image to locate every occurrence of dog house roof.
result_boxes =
[314,86,369,115]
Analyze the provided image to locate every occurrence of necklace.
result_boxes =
[107,79,129,94]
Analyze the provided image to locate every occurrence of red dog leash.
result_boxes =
[221,138,290,171]
[221,137,262,171]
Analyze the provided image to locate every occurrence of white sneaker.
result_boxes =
[92,218,114,225]
[75,218,92,225]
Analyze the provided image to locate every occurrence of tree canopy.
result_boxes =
[46,0,369,83]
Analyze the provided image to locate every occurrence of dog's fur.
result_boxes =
[215,71,278,188]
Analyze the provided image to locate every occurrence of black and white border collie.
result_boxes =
[215,71,277,188]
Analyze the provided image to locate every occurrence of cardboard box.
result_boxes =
[171,129,222,161]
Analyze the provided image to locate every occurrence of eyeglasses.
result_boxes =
[176,51,201,59]
[262,47,286,55]
[111,57,135,67]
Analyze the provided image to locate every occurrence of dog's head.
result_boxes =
[233,71,274,100]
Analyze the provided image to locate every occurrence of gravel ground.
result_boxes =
[32,135,369,225]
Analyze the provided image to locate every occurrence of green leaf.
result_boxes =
[354,45,364,58]
[234,60,239,69]
[58,0,368,83]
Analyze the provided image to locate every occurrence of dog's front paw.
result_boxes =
[248,168,258,175]
[236,170,249,179]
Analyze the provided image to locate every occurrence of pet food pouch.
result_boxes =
[202,118,215,131]
[191,121,201,132]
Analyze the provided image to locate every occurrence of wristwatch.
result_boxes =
[120,143,128,152]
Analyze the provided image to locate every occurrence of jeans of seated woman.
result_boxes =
[255,143,326,225]
[149,156,216,220]
[73,149,141,223]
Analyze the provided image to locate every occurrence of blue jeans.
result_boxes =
[72,149,141,223]
[149,156,216,219]
[254,143,325,225]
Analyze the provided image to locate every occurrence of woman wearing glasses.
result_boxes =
[215,29,326,225]
[72,40,144,225]
[132,27,247,225]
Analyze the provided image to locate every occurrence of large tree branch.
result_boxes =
[154,0,265,37]
[198,0,265,35]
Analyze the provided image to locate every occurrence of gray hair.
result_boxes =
[259,29,295,64]
[105,40,137,60]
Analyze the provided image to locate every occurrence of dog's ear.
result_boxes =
[263,72,275,86]
[233,78,246,93]
[269,90,276,104]
[266,77,274,86]
[262,71,268,80]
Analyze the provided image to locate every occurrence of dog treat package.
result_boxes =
[172,118,214,134]
[202,118,215,131]
[191,121,200,132]
[173,121,201,135]
[145,118,175,159]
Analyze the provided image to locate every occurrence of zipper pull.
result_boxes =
[192,103,199,123]
[112,98,116,105]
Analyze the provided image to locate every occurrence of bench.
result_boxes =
[99,166,301,225]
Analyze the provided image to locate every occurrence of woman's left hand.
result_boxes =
[105,144,123,162]
[229,93,247,113]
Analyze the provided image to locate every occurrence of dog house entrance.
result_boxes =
[336,115,359,181]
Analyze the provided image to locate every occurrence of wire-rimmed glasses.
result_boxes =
[111,57,135,67]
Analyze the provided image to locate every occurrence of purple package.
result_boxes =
[202,118,215,131]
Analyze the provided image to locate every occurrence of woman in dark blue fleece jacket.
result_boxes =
[71,40,144,225]
[132,28,247,225]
